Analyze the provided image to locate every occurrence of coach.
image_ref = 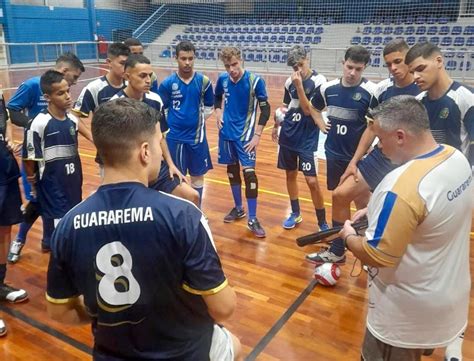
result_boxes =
[340,95,472,361]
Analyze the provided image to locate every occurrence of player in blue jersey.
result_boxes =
[46,98,242,361]
[271,46,329,232]
[312,40,421,265]
[111,54,198,205]
[158,41,214,208]
[123,38,159,93]
[7,52,85,263]
[0,93,28,336]
[308,45,377,265]
[405,42,473,361]
[23,70,82,253]
[406,42,473,168]
[215,47,270,237]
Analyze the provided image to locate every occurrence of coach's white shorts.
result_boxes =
[209,324,234,361]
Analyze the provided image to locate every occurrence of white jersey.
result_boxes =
[363,145,472,348]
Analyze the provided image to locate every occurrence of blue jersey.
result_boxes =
[7,76,47,119]
[215,70,268,142]
[312,78,377,161]
[158,72,214,144]
[279,70,327,152]
[46,182,227,360]
[374,78,421,104]
[111,90,169,134]
[74,76,126,116]
[24,111,82,218]
[0,96,20,185]
[417,82,474,165]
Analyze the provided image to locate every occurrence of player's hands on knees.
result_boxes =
[351,208,368,223]
[244,135,259,153]
[271,127,279,143]
[168,164,188,184]
[338,162,358,185]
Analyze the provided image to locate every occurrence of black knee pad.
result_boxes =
[24,201,40,224]
[227,164,241,186]
[243,168,258,199]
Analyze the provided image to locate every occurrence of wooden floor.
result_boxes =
[1,65,473,360]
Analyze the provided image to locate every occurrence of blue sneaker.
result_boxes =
[283,213,302,229]
[319,222,330,231]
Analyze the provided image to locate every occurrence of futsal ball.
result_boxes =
[274,107,288,125]
[314,263,341,286]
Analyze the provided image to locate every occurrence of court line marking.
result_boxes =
[245,278,318,361]
[0,304,93,355]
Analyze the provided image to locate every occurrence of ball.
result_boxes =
[274,107,288,125]
[314,263,341,286]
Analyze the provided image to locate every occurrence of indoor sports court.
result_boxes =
[0,0,473,360]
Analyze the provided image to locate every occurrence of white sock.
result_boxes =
[445,332,464,361]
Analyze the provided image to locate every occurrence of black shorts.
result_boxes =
[149,161,181,194]
[277,146,318,176]
[0,180,23,226]
[326,157,350,191]
[357,146,398,192]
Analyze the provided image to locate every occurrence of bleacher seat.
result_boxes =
[444,48,455,58]
[459,60,472,71]
[351,36,361,45]
[384,27,393,35]
[278,35,286,43]
[415,16,426,24]
[457,47,467,58]
[254,35,261,43]
[406,36,416,46]
[371,57,381,67]
[363,26,371,34]
[439,26,449,35]
[416,26,426,35]
[427,26,438,35]
[467,37,474,47]
[441,36,453,46]
[362,36,371,45]
[262,35,269,42]
[405,26,415,35]
[297,26,305,34]
[315,27,324,35]
[383,36,393,45]
[405,17,414,25]
[464,26,474,35]
[373,26,383,35]
[429,36,440,45]
[160,49,171,58]
[454,37,465,46]
[394,26,404,35]
[418,36,428,43]
[427,16,437,24]
[270,35,277,42]
[452,26,463,35]
[438,17,448,24]
[446,60,457,70]
[296,35,304,43]
[307,26,315,34]
[373,36,383,45]
[313,36,321,44]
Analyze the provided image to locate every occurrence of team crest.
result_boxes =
[439,107,449,119]
[352,92,362,101]
[172,83,179,91]
[223,80,228,88]
[69,126,76,136]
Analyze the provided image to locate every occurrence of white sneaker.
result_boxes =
[8,240,24,263]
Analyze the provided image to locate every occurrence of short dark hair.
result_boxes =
[124,54,150,70]
[55,52,85,72]
[383,39,409,57]
[107,42,130,59]
[92,98,159,166]
[175,40,195,57]
[405,42,442,65]
[344,45,371,65]
[40,70,65,94]
[124,38,142,47]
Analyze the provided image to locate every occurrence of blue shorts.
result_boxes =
[0,180,23,226]
[149,161,181,194]
[357,146,398,192]
[277,145,318,176]
[218,138,256,168]
[326,156,350,191]
[167,138,213,177]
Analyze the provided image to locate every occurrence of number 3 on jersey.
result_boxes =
[96,241,141,308]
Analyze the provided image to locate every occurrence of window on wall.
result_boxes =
[11,0,84,7]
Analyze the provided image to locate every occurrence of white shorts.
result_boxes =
[209,324,234,361]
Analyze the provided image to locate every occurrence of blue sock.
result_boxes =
[193,187,203,208]
[230,184,243,210]
[316,208,327,226]
[290,199,300,215]
[0,264,6,284]
[16,221,33,244]
[247,198,257,220]
[329,220,345,256]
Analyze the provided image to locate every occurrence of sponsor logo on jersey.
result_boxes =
[69,126,76,136]
[223,80,228,88]
[439,107,449,119]
[352,92,362,101]
[172,83,179,91]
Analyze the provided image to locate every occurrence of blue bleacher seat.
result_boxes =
[454,37,465,47]
[257,26,264,33]
[189,34,195,41]
[250,26,257,33]
[238,35,245,42]
[270,53,280,63]
[406,36,416,46]
[457,48,468,58]
[306,26,315,34]
[427,25,438,35]
[438,17,448,24]
[362,36,371,45]
[444,48,455,58]
[313,36,321,44]
[394,17,404,25]
[176,34,182,41]
[351,36,361,45]
[289,26,297,33]
[446,60,457,70]
[427,16,437,24]
[324,17,333,25]
[262,35,269,42]
[467,37,474,47]
[452,26,463,35]
[438,26,449,35]
[286,35,295,44]
[245,35,252,42]
[441,36,453,46]
[405,17,414,25]
[281,53,288,63]
[297,26,305,34]
[270,35,277,42]
[416,26,426,35]
[295,35,303,43]
[264,26,272,34]
[363,19,371,25]
[371,57,381,67]
[372,46,383,56]
[373,36,383,45]
[459,60,472,71]
[429,36,440,45]
[415,16,426,24]
[405,26,415,35]
[394,26,404,35]
[160,49,171,58]
[363,26,372,34]
[315,27,324,35]
[384,26,393,35]
[373,26,383,35]
[202,34,209,41]
[383,36,393,45]
[464,26,474,35]
[281,26,288,33]
[278,35,286,43]
[418,36,428,43]
[254,35,261,43]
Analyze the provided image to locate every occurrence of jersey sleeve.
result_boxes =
[158,82,171,109]
[310,85,326,111]
[160,110,169,134]
[255,77,268,101]
[462,106,474,166]
[24,117,45,160]
[74,87,96,117]
[7,82,34,111]
[283,87,291,106]
[46,219,80,303]
[363,190,422,267]
[182,214,227,295]
[203,78,214,107]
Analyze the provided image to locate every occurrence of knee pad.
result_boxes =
[24,201,40,224]
[227,164,241,186]
[243,168,258,199]
[190,176,204,189]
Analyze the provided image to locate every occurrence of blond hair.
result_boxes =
[219,47,241,62]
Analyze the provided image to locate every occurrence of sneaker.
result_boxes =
[247,218,266,238]
[0,284,28,303]
[0,319,6,337]
[223,207,246,223]
[318,222,330,231]
[7,240,24,264]
[283,213,302,229]
[306,247,346,265]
